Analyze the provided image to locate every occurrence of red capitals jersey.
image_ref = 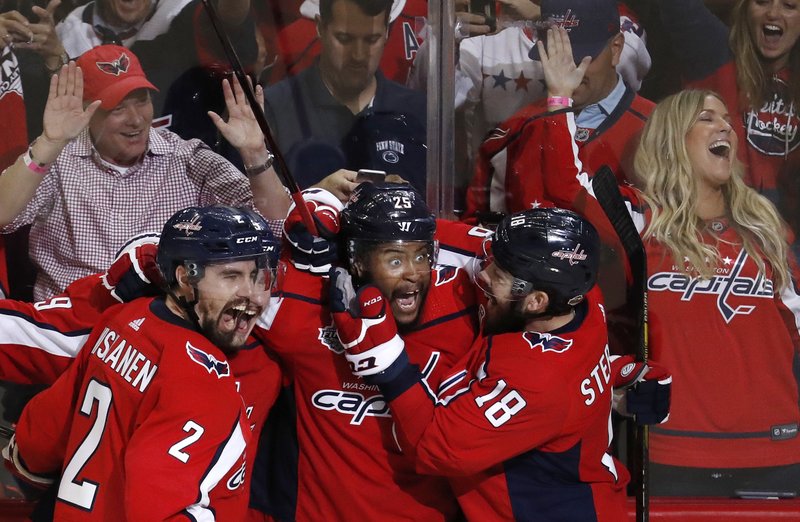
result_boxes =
[387,289,629,521]
[464,87,652,220]
[10,297,251,521]
[271,0,427,84]
[645,223,800,469]
[252,253,480,520]
[0,275,281,509]
[529,109,800,469]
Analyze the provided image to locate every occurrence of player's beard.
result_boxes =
[198,297,262,355]
[483,298,527,336]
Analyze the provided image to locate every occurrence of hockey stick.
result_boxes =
[199,0,318,235]
[591,166,649,522]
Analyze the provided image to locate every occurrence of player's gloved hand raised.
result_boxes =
[283,188,343,274]
[329,267,405,377]
[610,355,672,425]
[102,235,164,303]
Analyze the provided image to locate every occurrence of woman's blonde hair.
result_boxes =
[730,0,800,109]
[634,89,791,291]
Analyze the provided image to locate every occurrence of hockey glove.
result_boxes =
[283,188,343,274]
[329,267,405,377]
[102,235,164,303]
[610,355,672,425]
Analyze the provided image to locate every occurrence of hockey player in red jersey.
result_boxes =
[249,182,486,521]
[3,206,280,521]
[329,207,631,520]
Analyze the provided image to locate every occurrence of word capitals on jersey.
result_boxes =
[647,250,773,323]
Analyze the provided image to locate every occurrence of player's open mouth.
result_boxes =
[392,289,420,313]
[708,140,731,159]
[221,303,260,333]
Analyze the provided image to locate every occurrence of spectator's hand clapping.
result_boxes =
[9,0,67,70]
[0,10,33,49]
[538,26,590,100]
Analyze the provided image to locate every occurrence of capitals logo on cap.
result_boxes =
[96,52,130,76]
[549,8,581,31]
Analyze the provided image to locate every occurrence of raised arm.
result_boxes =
[208,77,291,220]
[0,62,100,226]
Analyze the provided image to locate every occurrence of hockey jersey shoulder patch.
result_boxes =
[522,332,573,354]
[185,341,230,378]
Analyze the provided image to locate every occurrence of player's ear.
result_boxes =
[351,261,366,279]
[174,265,195,297]
[523,290,548,315]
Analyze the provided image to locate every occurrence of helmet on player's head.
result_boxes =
[340,182,437,268]
[157,205,280,287]
[492,208,599,309]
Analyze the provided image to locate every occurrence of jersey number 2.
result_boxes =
[58,379,112,510]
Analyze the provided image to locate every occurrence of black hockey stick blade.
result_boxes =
[591,165,650,522]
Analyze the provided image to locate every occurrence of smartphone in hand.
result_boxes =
[356,169,388,183]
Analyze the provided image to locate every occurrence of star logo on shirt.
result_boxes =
[491,70,511,90]
[723,256,733,265]
[514,72,531,92]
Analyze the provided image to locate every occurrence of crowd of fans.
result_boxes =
[0,0,798,515]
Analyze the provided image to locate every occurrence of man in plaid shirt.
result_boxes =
[0,44,289,300]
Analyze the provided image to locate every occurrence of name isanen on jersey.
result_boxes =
[89,327,158,393]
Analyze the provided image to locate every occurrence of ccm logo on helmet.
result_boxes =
[236,236,258,244]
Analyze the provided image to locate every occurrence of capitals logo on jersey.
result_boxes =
[434,265,458,286]
[745,77,800,156]
[523,332,573,353]
[186,341,230,378]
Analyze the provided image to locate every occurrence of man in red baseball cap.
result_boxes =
[77,44,158,111]
[0,46,289,301]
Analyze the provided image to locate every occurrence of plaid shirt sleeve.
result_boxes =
[0,169,57,233]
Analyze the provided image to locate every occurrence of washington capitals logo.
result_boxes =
[552,243,588,266]
[435,265,458,286]
[549,9,580,31]
[186,341,230,378]
[523,332,573,353]
[96,53,130,76]
[486,127,509,141]
[172,214,203,235]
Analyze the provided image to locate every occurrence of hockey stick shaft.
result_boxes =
[199,0,317,235]
[590,166,649,522]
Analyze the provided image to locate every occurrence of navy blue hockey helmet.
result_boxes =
[492,208,599,307]
[157,206,280,286]
[340,182,436,266]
